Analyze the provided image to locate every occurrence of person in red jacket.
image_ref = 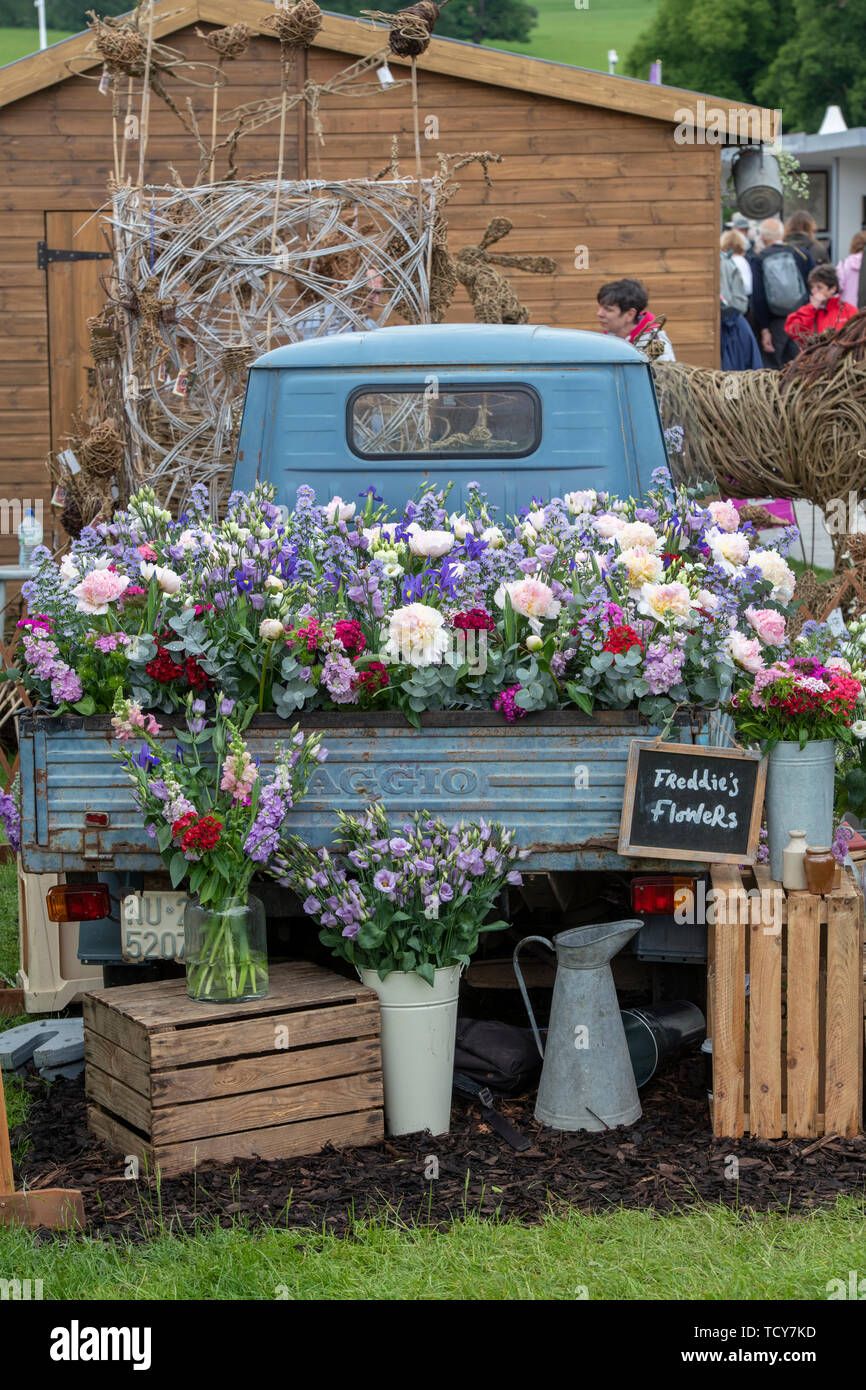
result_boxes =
[784,264,857,346]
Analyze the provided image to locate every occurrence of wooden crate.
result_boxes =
[708,864,864,1139]
[84,962,384,1175]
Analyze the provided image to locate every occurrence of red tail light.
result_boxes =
[46,883,111,923]
[631,876,696,915]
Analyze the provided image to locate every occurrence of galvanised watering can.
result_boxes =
[513,921,643,1132]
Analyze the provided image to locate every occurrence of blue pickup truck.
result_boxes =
[18,324,707,984]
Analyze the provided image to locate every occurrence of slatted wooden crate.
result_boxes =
[84,962,384,1175]
[708,864,864,1138]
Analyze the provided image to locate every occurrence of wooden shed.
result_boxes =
[0,1,777,563]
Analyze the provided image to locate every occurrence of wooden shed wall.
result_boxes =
[0,25,720,563]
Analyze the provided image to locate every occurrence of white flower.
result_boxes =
[449,513,472,540]
[494,578,561,621]
[384,603,449,667]
[827,657,852,673]
[617,545,663,590]
[264,575,285,592]
[481,526,506,549]
[697,589,719,612]
[617,521,660,552]
[852,719,866,740]
[637,582,695,626]
[564,490,596,515]
[750,549,796,604]
[706,526,751,572]
[383,563,404,579]
[139,562,182,594]
[407,528,454,559]
[527,508,547,532]
[177,529,200,550]
[324,496,356,524]
[525,634,543,653]
[59,554,79,582]
[259,618,285,641]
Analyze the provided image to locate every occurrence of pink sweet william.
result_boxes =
[72,568,130,615]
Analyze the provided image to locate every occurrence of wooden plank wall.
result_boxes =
[0,25,720,563]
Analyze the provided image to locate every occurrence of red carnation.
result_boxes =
[335,619,366,657]
[182,815,222,854]
[172,811,197,840]
[356,661,390,695]
[603,624,643,655]
[184,655,209,690]
[147,646,184,684]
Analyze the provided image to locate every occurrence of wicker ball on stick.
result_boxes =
[362,2,443,57]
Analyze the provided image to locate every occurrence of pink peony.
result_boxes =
[745,606,786,646]
[727,629,765,674]
[72,568,130,615]
[593,512,627,539]
[707,500,741,533]
[494,577,561,621]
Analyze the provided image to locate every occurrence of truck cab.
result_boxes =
[232,323,669,510]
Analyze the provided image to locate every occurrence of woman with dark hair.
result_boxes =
[784,210,830,264]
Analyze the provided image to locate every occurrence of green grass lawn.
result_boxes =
[481,0,660,75]
[0,27,76,65]
[0,2,660,75]
[0,1199,863,1298]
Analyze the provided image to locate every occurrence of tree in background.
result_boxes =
[325,0,538,48]
[756,0,866,132]
[627,0,794,104]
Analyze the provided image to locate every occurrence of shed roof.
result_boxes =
[0,0,779,138]
[253,323,645,369]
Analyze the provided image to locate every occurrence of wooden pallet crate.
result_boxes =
[708,863,864,1139]
[84,962,384,1175]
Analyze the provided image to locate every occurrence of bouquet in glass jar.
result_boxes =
[112,692,327,1001]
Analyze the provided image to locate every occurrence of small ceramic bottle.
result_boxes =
[803,846,836,896]
[781,829,808,890]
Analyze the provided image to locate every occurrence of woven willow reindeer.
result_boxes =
[455,217,556,324]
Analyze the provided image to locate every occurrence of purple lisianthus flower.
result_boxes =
[438,881,454,901]
[506,870,523,886]
[302,896,321,914]
[342,922,360,939]
[373,868,398,896]
[192,699,206,714]
[389,837,410,856]
[219,697,235,716]
[321,912,338,928]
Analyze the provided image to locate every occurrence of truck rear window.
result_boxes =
[347,384,540,459]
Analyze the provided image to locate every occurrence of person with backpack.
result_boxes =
[751,217,814,367]
[836,230,866,308]
[721,297,763,370]
[720,231,749,313]
[784,210,830,265]
[784,264,857,346]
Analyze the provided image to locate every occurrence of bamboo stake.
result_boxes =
[137,0,156,189]
[410,56,423,236]
[111,87,121,184]
[208,62,222,183]
[265,79,290,349]
[119,75,134,183]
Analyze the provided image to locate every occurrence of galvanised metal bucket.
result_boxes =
[513,920,643,1132]
[765,739,835,881]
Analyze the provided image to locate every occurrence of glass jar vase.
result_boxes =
[183,894,268,1003]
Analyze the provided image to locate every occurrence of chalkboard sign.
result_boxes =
[618,740,767,865]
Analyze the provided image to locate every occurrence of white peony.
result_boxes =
[481,526,506,550]
[259,618,285,641]
[383,603,449,667]
[706,526,751,573]
[407,528,455,559]
[637,582,695,626]
[617,521,661,553]
[750,549,796,604]
[593,513,627,539]
[617,545,663,590]
[449,513,473,540]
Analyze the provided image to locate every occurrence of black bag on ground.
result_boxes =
[454,1018,543,1095]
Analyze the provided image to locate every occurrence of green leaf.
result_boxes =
[73,695,96,716]
[415,960,435,987]
[565,682,595,715]
[169,850,188,889]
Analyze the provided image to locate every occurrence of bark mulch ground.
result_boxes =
[10,1059,866,1242]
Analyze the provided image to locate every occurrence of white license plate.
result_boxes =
[121,892,188,963]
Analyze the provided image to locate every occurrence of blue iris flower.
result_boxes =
[137,744,160,771]
[460,536,489,561]
[234,570,255,593]
[358,486,383,503]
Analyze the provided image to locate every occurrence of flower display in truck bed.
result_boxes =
[8,471,803,726]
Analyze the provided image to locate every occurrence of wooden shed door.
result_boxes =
[44,210,111,451]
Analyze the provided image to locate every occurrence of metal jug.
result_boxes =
[513,921,643,1132]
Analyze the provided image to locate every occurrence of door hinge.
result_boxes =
[37,241,111,270]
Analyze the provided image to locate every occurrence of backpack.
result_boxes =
[720,253,748,314]
[761,244,808,317]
